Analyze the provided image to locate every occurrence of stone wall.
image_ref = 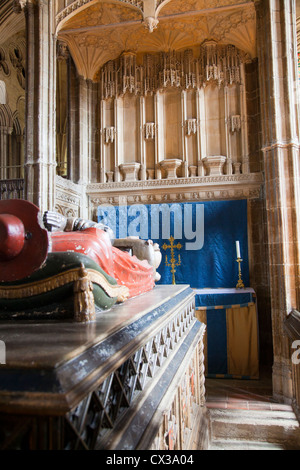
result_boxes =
[0,32,25,179]
[96,44,252,183]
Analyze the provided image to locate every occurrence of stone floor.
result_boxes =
[205,368,284,412]
[204,368,300,450]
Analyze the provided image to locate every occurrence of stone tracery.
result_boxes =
[100,42,246,99]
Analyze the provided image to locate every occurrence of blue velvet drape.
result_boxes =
[98,200,249,288]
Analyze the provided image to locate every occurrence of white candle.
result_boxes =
[236,240,241,259]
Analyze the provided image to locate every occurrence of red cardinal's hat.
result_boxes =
[0,199,49,282]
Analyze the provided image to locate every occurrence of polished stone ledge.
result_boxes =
[0,285,196,413]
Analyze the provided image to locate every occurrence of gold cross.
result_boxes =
[162,236,182,285]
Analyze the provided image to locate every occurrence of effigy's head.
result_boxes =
[0,199,49,282]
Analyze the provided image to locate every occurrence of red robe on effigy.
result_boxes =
[50,227,155,298]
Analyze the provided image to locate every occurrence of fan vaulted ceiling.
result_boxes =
[56,0,257,81]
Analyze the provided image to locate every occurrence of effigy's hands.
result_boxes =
[43,211,67,232]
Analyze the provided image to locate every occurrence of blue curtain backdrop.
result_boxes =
[98,200,249,289]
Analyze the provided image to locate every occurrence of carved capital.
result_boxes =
[12,0,28,13]
[252,0,263,18]
[13,0,48,12]
[57,41,70,60]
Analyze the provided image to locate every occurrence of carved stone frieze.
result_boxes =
[89,186,262,209]
[58,2,142,30]
[87,172,263,191]
[55,175,84,217]
[55,189,80,207]
[87,172,263,213]
[56,0,144,26]
[158,0,253,16]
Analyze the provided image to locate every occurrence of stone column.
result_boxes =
[17,134,25,178]
[240,63,250,174]
[139,96,146,180]
[76,77,96,218]
[224,86,233,175]
[114,97,121,182]
[56,41,69,178]
[154,91,162,179]
[0,125,13,179]
[67,57,77,182]
[196,88,206,176]
[66,61,96,217]
[99,99,105,183]
[255,0,300,403]
[77,77,90,185]
[15,0,56,213]
[181,90,188,177]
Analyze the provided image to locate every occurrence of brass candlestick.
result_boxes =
[162,236,182,285]
[236,257,245,289]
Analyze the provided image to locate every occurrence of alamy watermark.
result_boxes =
[0,340,5,365]
[291,340,300,365]
[98,203,204,251]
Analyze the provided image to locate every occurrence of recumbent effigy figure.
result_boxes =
[43,209,162,296]
[0,200,162,322]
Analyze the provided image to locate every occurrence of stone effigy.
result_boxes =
[0,199,161,322]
